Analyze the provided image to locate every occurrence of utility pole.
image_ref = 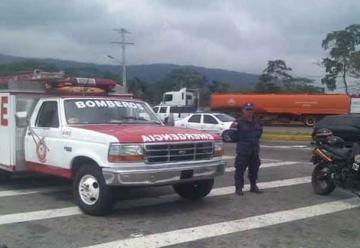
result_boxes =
[112,28,134,92]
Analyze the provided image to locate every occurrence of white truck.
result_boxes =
[154,88,200,123]
[161,88,199,107]
[0,71,226,216]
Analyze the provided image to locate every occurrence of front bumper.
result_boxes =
[102,159,226,186]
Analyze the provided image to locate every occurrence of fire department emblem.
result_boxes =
[36,138,48,163]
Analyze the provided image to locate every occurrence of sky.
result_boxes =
[0,0,359,78]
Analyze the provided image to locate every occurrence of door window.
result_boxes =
[203,115,218,124]
[188,115,201,123]
[36,101,59,128]
[159,107,167,113]
[164,94,173,102]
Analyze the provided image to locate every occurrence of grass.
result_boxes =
[262,131,312,141]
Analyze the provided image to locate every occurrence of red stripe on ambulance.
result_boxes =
[26,162,72,179]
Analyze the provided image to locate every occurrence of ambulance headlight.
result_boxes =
[108,143,144,162]
[213,141,224,157]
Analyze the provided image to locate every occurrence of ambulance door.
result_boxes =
[24,100,66,170]
[15,95,41,171]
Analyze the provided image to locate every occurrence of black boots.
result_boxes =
[235,183,263,196]
[235,188,244,196]
[250,184,263,194]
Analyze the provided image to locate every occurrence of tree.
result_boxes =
[208,80,230,93]
[159,67,208,89]
[255,60,322,93]
[284,77,323,93]
[127,77,149,100]
[321,24,360,94]
[255,60,292,92]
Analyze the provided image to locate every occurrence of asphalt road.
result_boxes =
[1,140,360,248]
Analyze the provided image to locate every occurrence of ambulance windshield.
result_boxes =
[64,99,161,125]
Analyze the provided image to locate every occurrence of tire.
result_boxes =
[222,130,233,143]
[311,165,336,195]
[173,179,214,200]
[73,164,113,216]
[304,116,316,127]
[0,170,11,182]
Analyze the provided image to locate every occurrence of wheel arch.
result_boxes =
[71,156,100,177]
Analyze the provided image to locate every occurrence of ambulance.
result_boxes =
[0,70,226,215]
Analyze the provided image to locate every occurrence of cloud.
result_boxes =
[0,0,359,77]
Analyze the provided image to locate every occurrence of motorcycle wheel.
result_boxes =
[311,164,336,195]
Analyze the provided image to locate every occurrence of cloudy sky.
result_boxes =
[0,0,359,77]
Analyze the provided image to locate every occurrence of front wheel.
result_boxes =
[311,165,336,195]
[73,165,113,216]
[173,179,214,200]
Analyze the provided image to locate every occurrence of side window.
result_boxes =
[188,115,201,123]
[159,107,167,113]
[203,115,218,124]
[164,94,173,102]
[36,101,59,128]
[153,107,159,113]
[170,107,180,113]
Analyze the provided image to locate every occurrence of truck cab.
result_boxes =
[0,71,226,216]
[161,88,198,107]
[153,105,197,122]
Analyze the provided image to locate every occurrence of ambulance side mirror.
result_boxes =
[15,111,28,127]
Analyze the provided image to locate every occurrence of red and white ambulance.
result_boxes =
[0,70,226,215]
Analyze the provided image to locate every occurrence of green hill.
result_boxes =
[0,54,258,90]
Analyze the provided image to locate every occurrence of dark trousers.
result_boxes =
[234,150,261,190]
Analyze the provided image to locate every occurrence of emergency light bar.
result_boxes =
[46,77,117,92]
[0,69,119,94]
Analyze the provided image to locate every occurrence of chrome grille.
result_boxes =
[144,142,214,163]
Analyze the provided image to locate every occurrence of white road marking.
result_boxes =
[211,176,311,196]
[0,186,69,198]
[83,197,360,248]
[222,155,235,160]
[223,155,280,162]
[0,207,81,226]
[116,177,311,209]
[0,160,309,198]
[261,145,311,150]
[0,176,310,225]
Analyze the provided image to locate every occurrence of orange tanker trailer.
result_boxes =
[210,93,350,126]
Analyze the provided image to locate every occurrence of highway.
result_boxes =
[0,140,359,248]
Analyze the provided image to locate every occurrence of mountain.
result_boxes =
[0,53,258,90]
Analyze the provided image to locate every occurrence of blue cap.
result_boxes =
[242,102,255,111]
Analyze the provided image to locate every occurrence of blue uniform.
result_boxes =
[234,116,263,190]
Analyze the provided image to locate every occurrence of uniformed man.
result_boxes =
[234,102,263,196]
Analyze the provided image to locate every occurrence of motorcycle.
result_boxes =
[311,128,360,196]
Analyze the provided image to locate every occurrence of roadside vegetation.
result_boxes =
[0,24,359,104]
